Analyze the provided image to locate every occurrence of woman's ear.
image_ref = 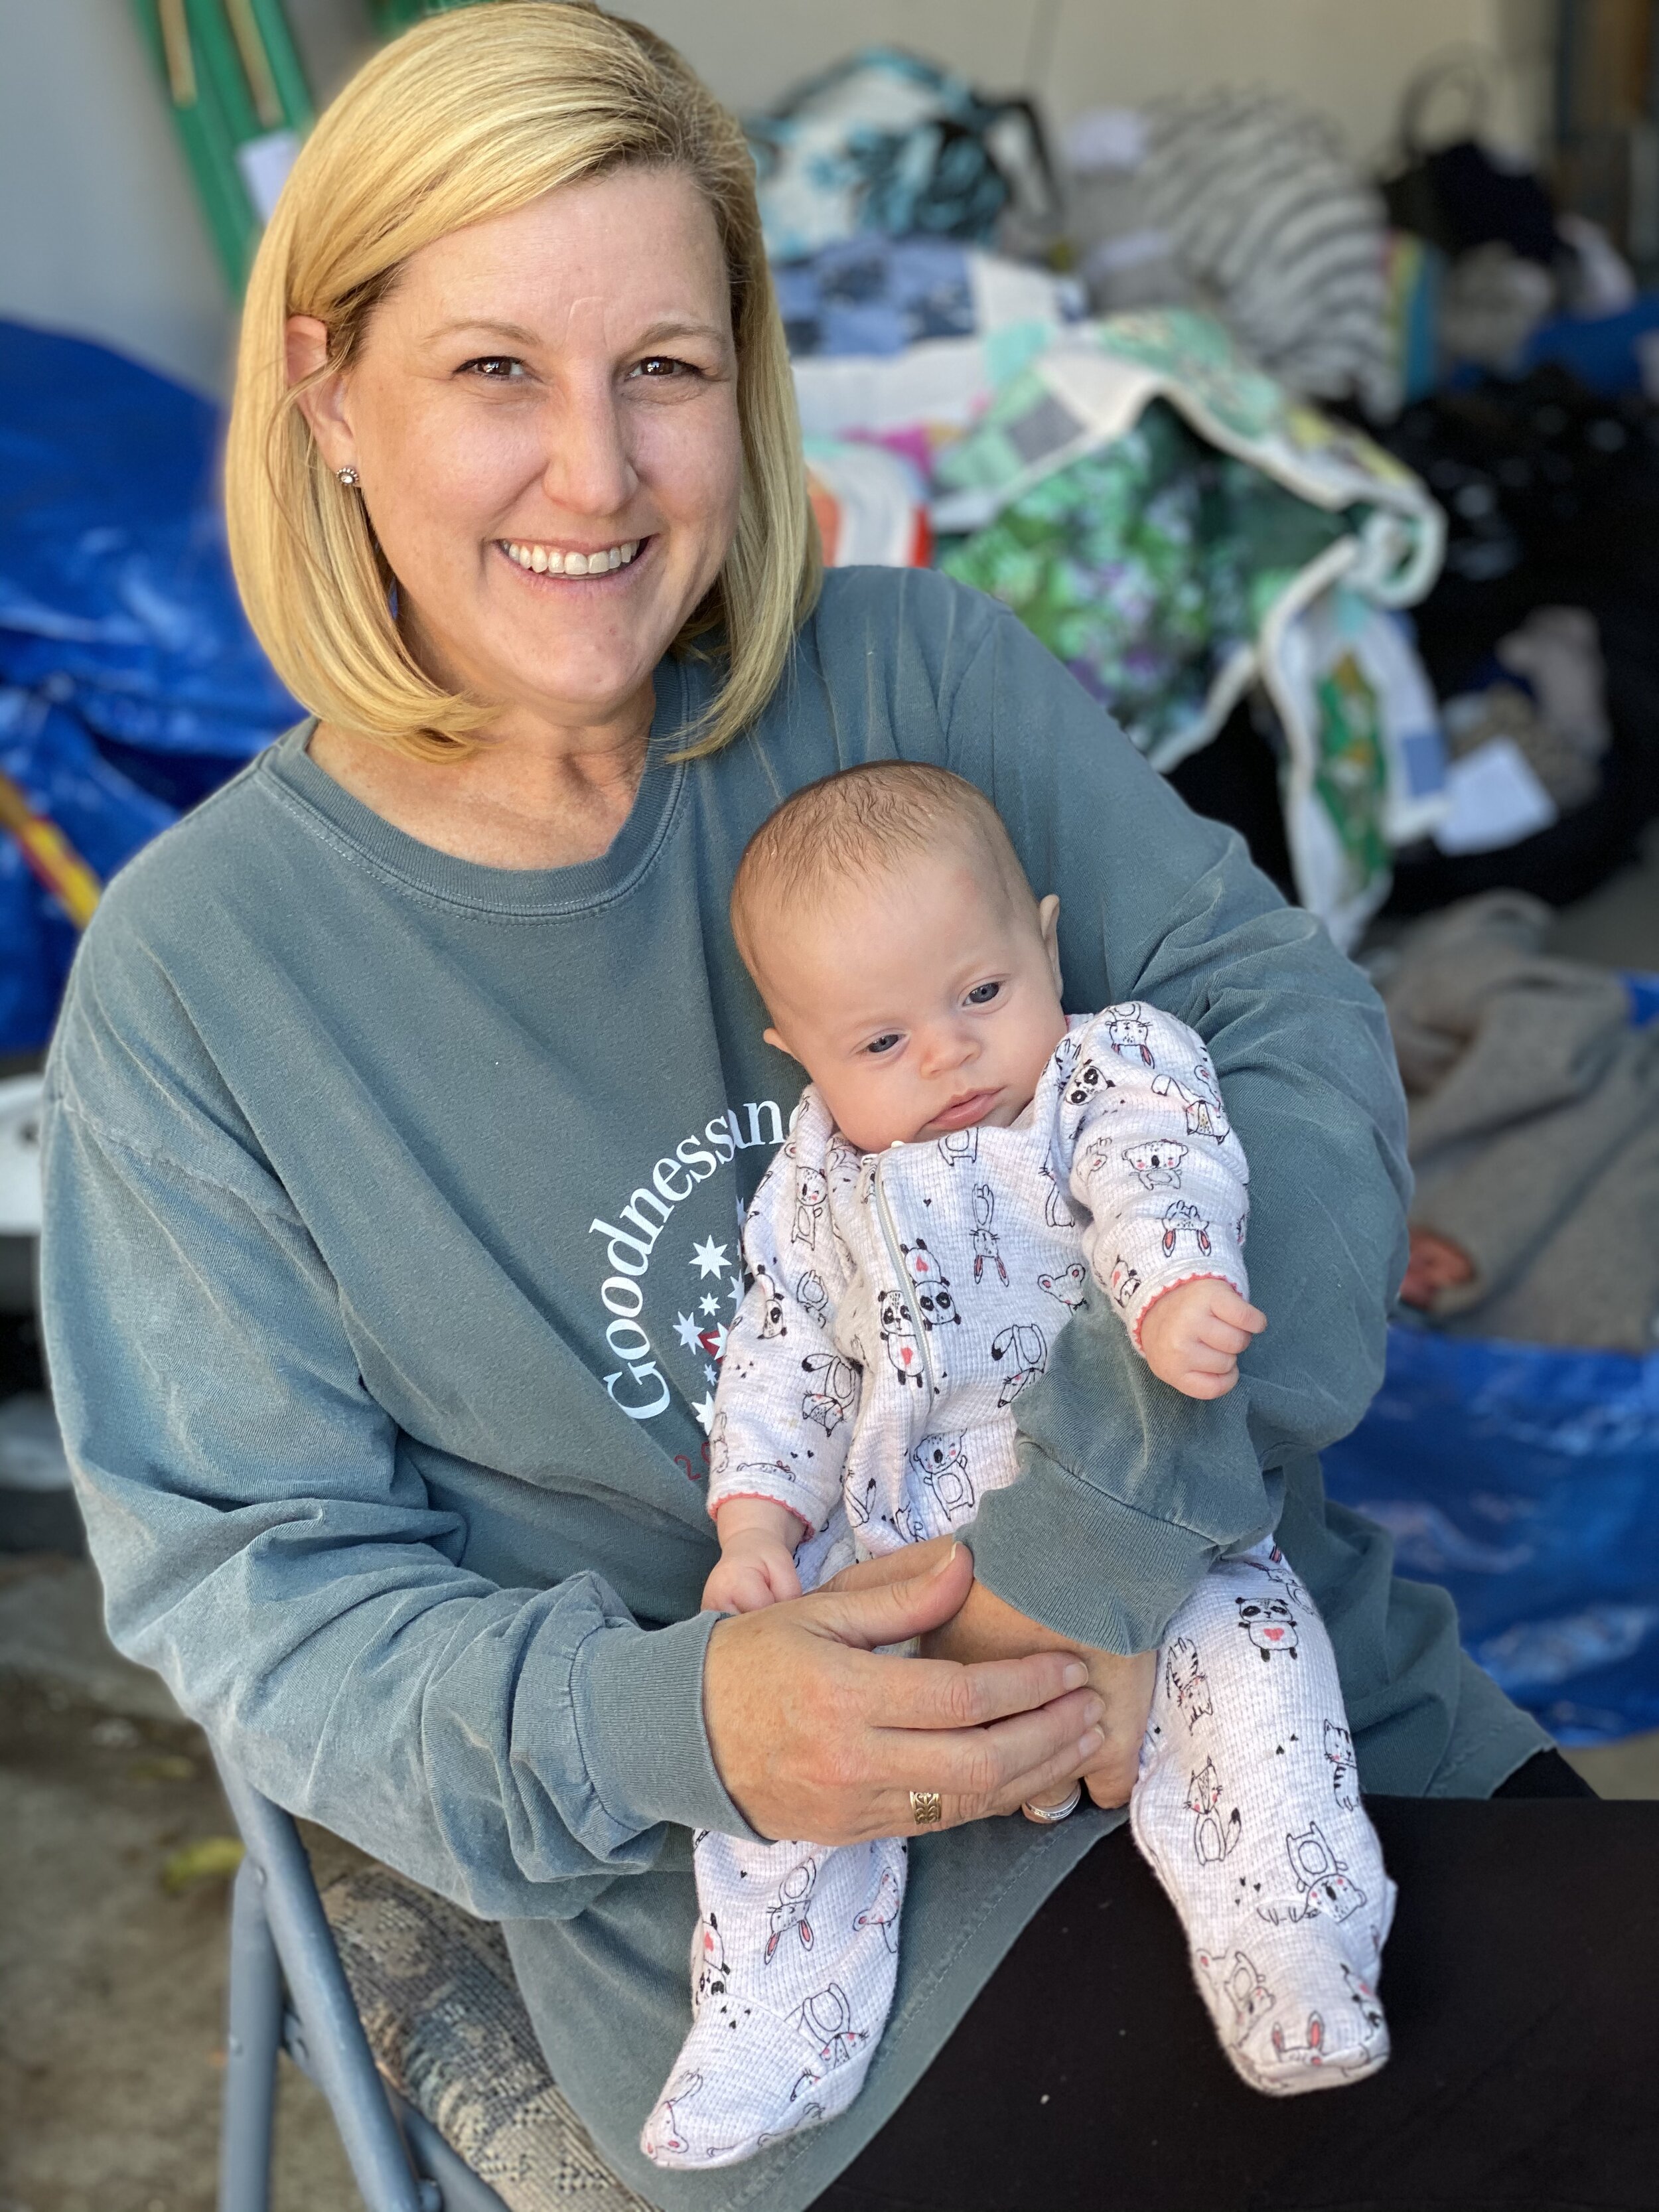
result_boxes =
[285,315,356,476]
[1038,894,1063,992]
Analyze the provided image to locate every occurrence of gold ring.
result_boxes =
[908,1790,942,1826]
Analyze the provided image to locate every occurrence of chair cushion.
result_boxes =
[319,1864,654,2212]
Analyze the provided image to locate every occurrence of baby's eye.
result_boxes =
[965,982,1001,1006]
[865,1033,902,1057]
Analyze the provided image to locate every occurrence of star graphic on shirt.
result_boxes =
[699,1294,720,1319]
[706,1323,728,1361]
[692,1394,717,1432]
[690,1236,730,1279]
[703,1363,719,1386]
[727,1274,745,1311]
[672,1311,702,1353]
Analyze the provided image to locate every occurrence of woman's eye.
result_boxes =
[461,356,526,380]
[965,982,1002,1006]
[865,1033,902,1057]
[631,355,697,380]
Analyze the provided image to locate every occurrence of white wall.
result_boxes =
[0,0,1551,398]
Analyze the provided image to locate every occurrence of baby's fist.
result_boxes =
[1139,1279,1265,1399]
[701,1528,804,1614]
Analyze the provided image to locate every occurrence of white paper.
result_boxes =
[1433,737,1558,857]
[237,129,300,226]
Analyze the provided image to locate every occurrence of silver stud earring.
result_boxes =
[336,465,360,488]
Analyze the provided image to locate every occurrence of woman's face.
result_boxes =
[293,165,743,733]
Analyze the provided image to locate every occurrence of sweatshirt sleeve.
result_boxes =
[1056,1005,1251,1352]
[936,596,1410,1656]
[40,1078,758,1922]
[707,1098,857,1534]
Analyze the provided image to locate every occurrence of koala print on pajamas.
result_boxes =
[989,1321,1047,1406]
[1108,1004,1156,1067]
[1236,1595,1299,1661]
[909,1434,974,1522]
[1122,1139,1188,1191]
[1324,1720,1358,1811]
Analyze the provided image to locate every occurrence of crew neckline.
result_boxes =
[263,654,699,917]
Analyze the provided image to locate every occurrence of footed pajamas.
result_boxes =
[640,1007,1393,2170]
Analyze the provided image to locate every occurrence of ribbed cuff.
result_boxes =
[569,1609,762,1841]
[965,1439,1224,1653]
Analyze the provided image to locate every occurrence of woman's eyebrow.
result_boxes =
[427,315,728,347]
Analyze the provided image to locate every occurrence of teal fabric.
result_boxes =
[39,568,1546,2211]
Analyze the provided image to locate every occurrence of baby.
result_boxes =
[641,763,1394,2170]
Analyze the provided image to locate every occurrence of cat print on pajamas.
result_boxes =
[1108,1004,1156,1066]
[1122,1139,1187,1190]
[1283,1821,1366,1923]
[1164,1637,1213,1730]
[972,1183,1008,1286]
[1109,1254,1142,1309]
[1236,1595,1299,1661]
[1038,1153,1076,1228]
[990,1321,1047,1406]
[1161,1200,1213,1257]
[1324,1720,1358,1811]
[936,1126,979,1168]
[910,1434,975,1522]
[764,1859,818,1964]
[853,1861,903,1953]
[801,1351,859,1436]
[1197,1949,1275,2045]
[1151,1064,1232,1142]
[1038,1260,1089,1312]
[790,1984,870,2102]
[794,1166,828,1248]
[1188,1758,1243,1863]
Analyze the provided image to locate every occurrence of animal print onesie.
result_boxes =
[642,1007,1394,2171]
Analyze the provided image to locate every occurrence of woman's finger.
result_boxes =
[861,1648,1091,1731]
[868,1686,1104,1795]
[860,1722,1108,1838]
[806,1540,978,1653]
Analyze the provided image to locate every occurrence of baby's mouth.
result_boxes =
[926,1087,1001,1134]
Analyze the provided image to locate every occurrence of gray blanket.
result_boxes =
[1382,891,1659,1353]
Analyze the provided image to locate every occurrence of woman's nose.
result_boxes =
[540,375,638,518]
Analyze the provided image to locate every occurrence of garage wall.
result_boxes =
[0,0,1553,397]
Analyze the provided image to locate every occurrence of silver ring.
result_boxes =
[908,1790,942,1826]
[1022,1781,1084,1824]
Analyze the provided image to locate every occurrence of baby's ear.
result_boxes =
[762,1026,802,1065]
[1038,895,1063,992]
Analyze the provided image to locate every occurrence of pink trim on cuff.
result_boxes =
[706,1491,818,1533]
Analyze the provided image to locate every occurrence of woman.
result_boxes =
[40,9,1656,2210]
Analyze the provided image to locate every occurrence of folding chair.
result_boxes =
[213,1753,652,2212]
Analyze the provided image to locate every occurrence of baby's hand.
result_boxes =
[702,1499,808,1613]
[1139,1279,1265,1400]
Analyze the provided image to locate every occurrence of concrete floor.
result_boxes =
[9,824,1659,2212]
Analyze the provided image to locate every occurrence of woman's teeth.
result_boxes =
[502,539,640,576]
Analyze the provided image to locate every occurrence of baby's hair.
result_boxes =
[731,761,1036,985]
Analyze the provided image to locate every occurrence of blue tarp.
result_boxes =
[1326,1326,1659,1743]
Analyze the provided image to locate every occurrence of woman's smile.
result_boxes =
[497,534,648,580]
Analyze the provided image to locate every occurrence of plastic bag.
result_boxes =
[1325,1324,1659,1743]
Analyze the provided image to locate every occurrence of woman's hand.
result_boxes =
[920,1569,1156,1810]
[702,1540,1108,1844]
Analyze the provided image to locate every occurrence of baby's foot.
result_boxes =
[640,1835,906,2170]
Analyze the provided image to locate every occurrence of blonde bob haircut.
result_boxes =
[226,0,820,762]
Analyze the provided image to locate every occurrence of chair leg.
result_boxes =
[220,1857,283,2212]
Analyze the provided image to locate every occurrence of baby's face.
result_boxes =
[757,850,1068,1153]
